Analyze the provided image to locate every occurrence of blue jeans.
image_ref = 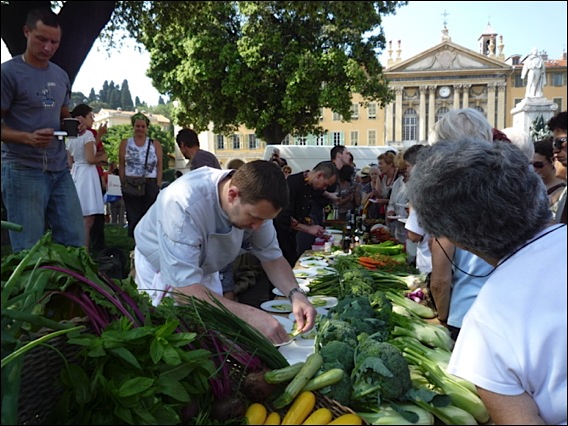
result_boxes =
[2,163,85,252]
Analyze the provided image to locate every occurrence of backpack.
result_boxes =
[95,247,127,279]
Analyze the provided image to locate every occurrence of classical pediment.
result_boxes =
[386,41,511,73]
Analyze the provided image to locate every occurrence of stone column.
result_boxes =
[496,82,507,129]
[395,87,404,143]
[419,86,428,141]
[487,83,496,127]
[428,85,436,134]
[385,102,394,143]
[453,85,461,110]
[462,84,471,108]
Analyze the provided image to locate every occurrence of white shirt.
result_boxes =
[404,210,432,274]
[448,225,567,425]
[134,167,283,302]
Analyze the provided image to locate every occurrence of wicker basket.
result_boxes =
[16,319,88,425]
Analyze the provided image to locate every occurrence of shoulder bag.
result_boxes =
[122,139,152,197]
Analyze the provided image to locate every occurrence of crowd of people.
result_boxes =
[1,8,566,425]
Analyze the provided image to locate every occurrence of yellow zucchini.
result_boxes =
[264,411,281,425]
[281,391,316,425]
[328,413,363,425]
[245,402,268,425]
[302,407,332,425]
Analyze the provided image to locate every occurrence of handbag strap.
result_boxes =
[142,139,152,177]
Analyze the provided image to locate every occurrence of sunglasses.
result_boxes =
[531,161,546,169]
[553,137,567,150]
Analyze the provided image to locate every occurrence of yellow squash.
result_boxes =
[245,402,268,425]
[302,407,332,425]
[281,391,316,425]
[328,413,363,425]
[264,411,281,425]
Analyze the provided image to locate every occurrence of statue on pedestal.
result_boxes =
[521,48,546,98]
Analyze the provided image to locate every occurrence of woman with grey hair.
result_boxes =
[406,138,566,425]
[427,108,495,340]
[428,108,493,145]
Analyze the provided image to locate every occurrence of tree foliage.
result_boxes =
[121,1,406,144]
[1,1,407,145]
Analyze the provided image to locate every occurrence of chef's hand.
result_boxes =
[310,225,326,238]
[290,291,316,333]
[251,311,292,344]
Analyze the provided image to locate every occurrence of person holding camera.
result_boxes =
[270,147,288,168]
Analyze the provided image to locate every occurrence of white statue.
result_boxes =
[521,47,546,98]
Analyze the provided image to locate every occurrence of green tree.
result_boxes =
[158,96,165,105]
[120,79,134,110]
[131,1,405,144]
[88,88,97,103]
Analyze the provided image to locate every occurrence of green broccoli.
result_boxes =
[317,361,353,406]
[319,340,355,373]
[316,318,358,348]
[351,338,412,408]
[340,270,375,297]
[332,295,375,321]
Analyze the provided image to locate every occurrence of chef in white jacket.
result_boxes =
[134,160,316,344]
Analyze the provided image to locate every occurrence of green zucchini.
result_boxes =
[264,362,305,384]
[301,368,344,392]
[272,353,323,409]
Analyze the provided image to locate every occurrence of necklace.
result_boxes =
[435,224,566,278]
[385,168,398,187]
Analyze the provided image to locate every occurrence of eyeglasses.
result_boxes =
[553,137,567,150]
[531,161,546,169]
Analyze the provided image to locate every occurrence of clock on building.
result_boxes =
[438,86,451,98]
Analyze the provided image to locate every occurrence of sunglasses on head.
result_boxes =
[531,161,546,169]
[553,137,567,150]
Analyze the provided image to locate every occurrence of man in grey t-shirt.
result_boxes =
[176,128,221,170]
[1,9,84,252]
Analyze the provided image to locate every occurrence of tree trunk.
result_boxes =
[1,1,117,85]
[261,122,287,145]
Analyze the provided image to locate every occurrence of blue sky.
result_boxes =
[2,1,566,106]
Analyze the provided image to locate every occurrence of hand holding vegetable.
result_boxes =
[289,289,317,334]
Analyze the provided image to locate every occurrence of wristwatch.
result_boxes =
[288,287,307,303]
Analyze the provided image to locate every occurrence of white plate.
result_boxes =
[299,259,328,268]
[308,295,338,309]
[272,315,294,333]
[272,283,310,297]
[260,300,292,313]
[288,307,329,322]
[293,268,319,278]
[325,229,343,236]
[278,341,315,364]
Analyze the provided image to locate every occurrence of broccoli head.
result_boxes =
[319,340,355,373]
[351,340,412,407]
[318,361,353,406]
[331,296,375,321]
[316,318,358,348]
[340,270,375,297]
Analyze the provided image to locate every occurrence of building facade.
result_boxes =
[159,25,568,170]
